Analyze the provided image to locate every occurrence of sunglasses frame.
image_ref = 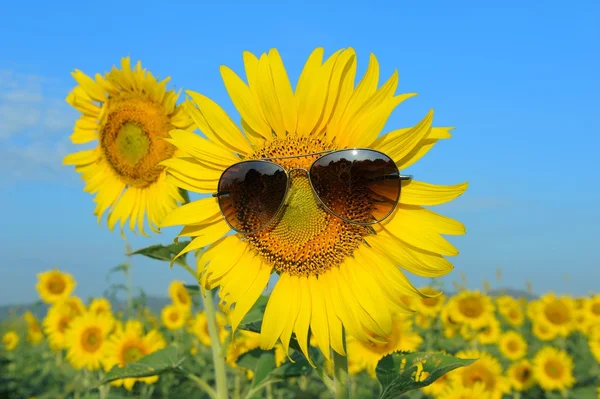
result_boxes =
[212,148,413,235]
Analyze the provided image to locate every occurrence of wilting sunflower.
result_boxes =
[437,383,492,399]
[161,304,187,330]
[160,47,467,361]
[36,269,75,304]
[506,359,535,392]
[412,286,446,317]
[63,57,193,235]
[448,291,495,331]
[168,280,192,311]
[498,331,527,361]
[24,311,44,345]
[528,294,575,337]
[65,312,113,370]
[532,346,575,392]
[346,315,423,377]
[104,321,166,391]
[2,331,19,351]
[450,349,510,399]
[189,311,228,346]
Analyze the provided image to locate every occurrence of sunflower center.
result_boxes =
[458,298,484,318]
[245,136,370,277]
[123,344,146,363]
[591,303,600,315]
[516,366,531,382]
[506,339,519,352]
[58,316,70,333]
[422,296,440,308]
[47,276,66,295]
[544,301,570,325]
[169,311,180,322]
[177,289,189,305]
[80,327,102,353]
[544,360,564,379]
[100,95,175,188]
[463,365,494,389]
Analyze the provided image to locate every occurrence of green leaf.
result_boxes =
[180,188,191,204]
[239,295,269,326]
[376,351,476,399]
[184,284,202,296]
[129,241,191,266]
[102,346,185,384]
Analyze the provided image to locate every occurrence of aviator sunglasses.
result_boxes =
[212,148,413,234]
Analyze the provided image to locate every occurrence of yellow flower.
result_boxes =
[506,359,535,392]
[89,298,112,316]
[161,47,467,361]
[529,294,575,337]
[189,311,228,346]
[104,321,166,391]
[532,319,558,342]
[63,57,193,235]
[412,286,446,317]
[43,301,79,350]
[161,304,187,330]
[450,350,510,399]
[588,326,600,363]
[498,331,527,361]
[168,281,192,311]
[583,294,600,326]
[2,331,19,351]
[420,371,451,397]
[24,311,44,345]
[475,317,502,345]
[36,269,75,304]
[532,346,575,392]
[496,297,525,327]
[226,330,262,368]
[437,382,492,399]
[448,291,495,330]
[65,312,113,370]
[440,306,461,338]
[346,315,423,378]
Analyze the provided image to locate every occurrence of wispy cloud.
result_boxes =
[0,69,79,183]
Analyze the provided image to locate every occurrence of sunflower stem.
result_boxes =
[332,329,350,399]
[202,288,229,399]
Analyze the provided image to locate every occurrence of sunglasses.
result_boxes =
[212,148,412,235]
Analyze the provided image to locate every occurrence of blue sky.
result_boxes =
[0,0,598,305]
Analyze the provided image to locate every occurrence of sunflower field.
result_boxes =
[2,48,599,399]
[1,264,599,399]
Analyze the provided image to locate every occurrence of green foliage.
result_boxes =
[375,351,476,399]
[129,241,191,266]
[102,346,186,383]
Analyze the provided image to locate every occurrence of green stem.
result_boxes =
[125,243,133,318]
[181,368,218,399]
[202,289,229,399]
[332,329,350,399]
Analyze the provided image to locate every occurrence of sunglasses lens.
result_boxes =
[217,161,288,234]
[310,149,400,224]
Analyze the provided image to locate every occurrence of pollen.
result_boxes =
[100,94,175,188]
[245,136,371,277]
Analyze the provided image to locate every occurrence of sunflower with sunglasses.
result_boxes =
[160,47,467,362]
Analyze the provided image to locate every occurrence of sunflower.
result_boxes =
[64,312,113,370]
[104,321,166,391]
[168,280,192,311]
[43,301,79,350]
[588,326,600,363]
[346,315,423,377]
[420,371,451,398]
[437,383,492,399]
[528,294,575,337]
[531,319,558,342]
[440,306,462,338]
[161,304,187,330]
[447,291,495,330]
[498,331,527,361]
[36,269,75,304]
[476,317,502,345]
[89,298,112,316]
[189,311,229,346]
[160,47,467,361]
[24,311,44,345]
[226,330,262,369]
[583,294,600,326]
[450,349,510,399]
[506,359,535,392]
[2,331,19,351]
[496,297,524,327]
[412,286,446,317]
[532,346,575,392]
[63,57,193,235]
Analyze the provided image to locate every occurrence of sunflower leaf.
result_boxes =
[179,188,191,204]
[376,351,476,399]
[101,346,185,384]
[128,241,191,266]
[184,284,201,296]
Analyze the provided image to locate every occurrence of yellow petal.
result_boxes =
[400,181,468,206]
[295,48,327,136]
[317,272,344,355]
[71,70,106,102]
[396,139,439,170]
[199,236,248,288]
[268,49,297,137]
[170,220,231,267]
[293,277,313,365]
[308,276,331,361]
[220,65,271,137]
[391,205,466,235]
[63,149,99,166]
[166,129,239,167]
[229,262,271,332]
[161,197,221,227]
[256,54,286,137]
[373,110,433,164]
[260,274,293,350]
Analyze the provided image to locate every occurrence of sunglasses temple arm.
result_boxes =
[399,174,413,181]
